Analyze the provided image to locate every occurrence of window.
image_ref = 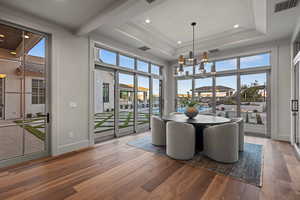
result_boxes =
[215,75,237,118]
[119,55,134,69]
[215,59,237,72]
[137,60,149,72]
[32,79,45,104]
[99,49,117,65]
[194,77,213,113]
[176,79,192,112]
[151,64,160,75]
[103,83,109,103]
[240,53,270,69]
[182,66,193,76]
[195,62,213,74]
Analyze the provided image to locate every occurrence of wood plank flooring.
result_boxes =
[0,132,299,200]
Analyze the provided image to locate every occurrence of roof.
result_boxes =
[194,85,234,92]
[119,84,149,92]
[16,62,44,77]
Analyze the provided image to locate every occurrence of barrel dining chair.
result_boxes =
[231,118,244,151]
[151,116,166,146]
[166,121,195,160]
[203,122,239,163]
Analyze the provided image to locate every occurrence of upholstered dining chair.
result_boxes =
[166,121,195,160]
[231,118,244,151]
[203,122,239,163]
[151,116,166,146]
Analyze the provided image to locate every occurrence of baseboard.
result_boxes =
[294,144,300,160]
[274,135,290,142]
[56,140,90,156]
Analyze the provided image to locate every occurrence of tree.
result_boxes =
[240,82,262,102]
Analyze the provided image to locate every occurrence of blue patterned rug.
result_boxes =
[128,135,264,187]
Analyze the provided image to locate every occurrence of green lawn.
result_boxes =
[94,111,150,133]
[14,118,46,141]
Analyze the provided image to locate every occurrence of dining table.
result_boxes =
[162,114,231,151]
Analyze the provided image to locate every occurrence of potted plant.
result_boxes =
[180,98,199,119]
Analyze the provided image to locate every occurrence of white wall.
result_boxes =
[0,7,90,156]
[166,39,292,141]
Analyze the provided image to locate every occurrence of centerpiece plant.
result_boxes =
[180,98,199,119]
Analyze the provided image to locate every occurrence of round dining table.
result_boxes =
[162,114,231,151]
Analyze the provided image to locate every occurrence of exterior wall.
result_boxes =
[0,59,44,120]
[25,77,45,116]
[94,69,114,113]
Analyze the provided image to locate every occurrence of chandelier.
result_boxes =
[177,22,213,75]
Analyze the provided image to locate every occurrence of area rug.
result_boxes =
[127,135,264,187]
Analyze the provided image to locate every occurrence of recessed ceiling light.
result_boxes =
[233,24,239,28]
[24,35,30,39]
[177,41,182,44]
[10,51,16,55]
[0,34,5,38]
[145,18,151,24]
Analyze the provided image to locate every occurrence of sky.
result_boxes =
[177,53,269,95]
[28,38,45,57]
[100,49,160,94]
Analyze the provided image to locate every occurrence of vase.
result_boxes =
[184,106,199,119]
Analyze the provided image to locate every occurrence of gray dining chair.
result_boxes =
[231,118,244,151]
[166,121,195,160]
[151,116,166,146]
[203,122,239,163]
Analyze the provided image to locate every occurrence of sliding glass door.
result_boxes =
[94,65,163,141]
[136,75,150,132]
[118,73,135,135]
[215,75,237,118]
[94,68,115,140]
[152,78,161,116]
[0,22,49,164]
[240,73,268,135]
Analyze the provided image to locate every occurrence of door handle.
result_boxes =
[47,113,50,123]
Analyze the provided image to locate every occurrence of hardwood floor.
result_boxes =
[0,132,299,200]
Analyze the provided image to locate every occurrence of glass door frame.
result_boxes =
[94,64,163,141]
[0,20,51,168]
[292,60,300,156]
[239,70,271,138]
[117,71,136,137]
[136,74,151,133]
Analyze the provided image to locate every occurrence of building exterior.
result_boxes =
[0,55,45,120]
[194,85,235,98]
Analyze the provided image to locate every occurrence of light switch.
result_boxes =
[69,102,77,108]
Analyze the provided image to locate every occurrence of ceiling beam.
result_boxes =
[75,0,167,36]
[252,0,268,34]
